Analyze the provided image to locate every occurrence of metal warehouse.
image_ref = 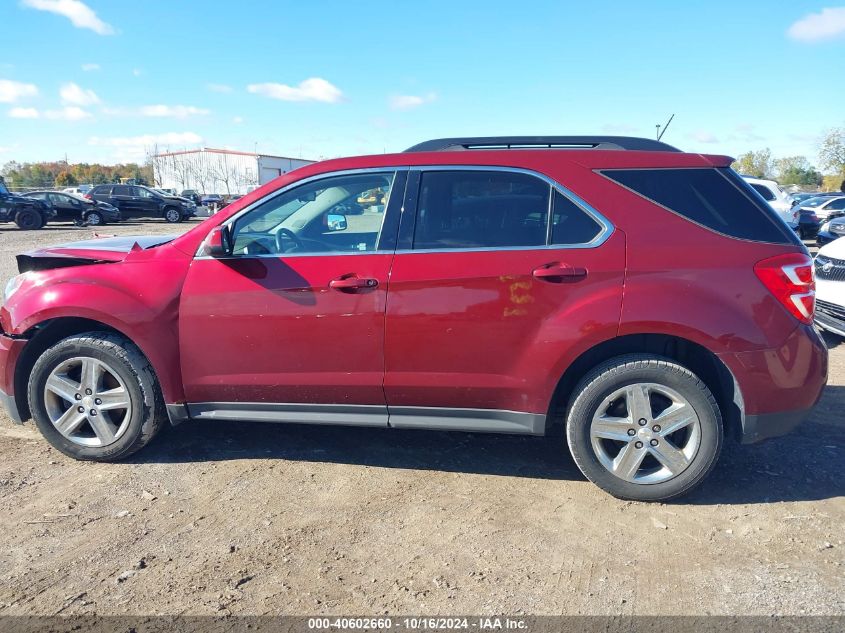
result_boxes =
[152,147,315,195]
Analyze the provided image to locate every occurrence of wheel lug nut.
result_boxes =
[85,388,92,395]
[75,393,82,400]
[627,429,636,436]
[94,398,102,405]
[638,418,647,426]
[653,425,661,432]
[90,409,97,416]
[650,439,659,447]
[77,406,85,413]
[634,441,643,449]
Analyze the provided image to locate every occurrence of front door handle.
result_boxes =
[329,274,379,292]
[532,262,588,283]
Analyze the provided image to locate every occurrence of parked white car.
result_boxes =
[799,195,845,222]
[815,237,845,338]
[741,176,798,228]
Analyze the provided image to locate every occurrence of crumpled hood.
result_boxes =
[16,234,176,272]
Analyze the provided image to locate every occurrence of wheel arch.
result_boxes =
[547,333,744,442]
[13,317,167,422]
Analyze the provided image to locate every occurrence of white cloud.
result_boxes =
[389,92,437,110]
[139,104,210,118]
[689,130,719,144]
[45,106,92,120]
[21,0,114,35]
[207,83,233,93]
[60,82,99,106]
[787,7,845,42]
[0,79,38,103]
[133,68,143,77]
[232,116,244,124]
[247,78,343,103]
[81,62,100,71]
[8,107,39,118]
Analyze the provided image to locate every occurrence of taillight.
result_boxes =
[84,193,93,200]
[754,253,815,324]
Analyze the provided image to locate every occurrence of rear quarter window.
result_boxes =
[601,168,799,245]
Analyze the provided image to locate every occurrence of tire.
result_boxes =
[27,332,166,461]
[85,210,105,226]
[565,354,723,501]
[15,208,44,230]
[163,207,183,223]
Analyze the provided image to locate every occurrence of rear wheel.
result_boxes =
[15,208,44,230]
[27,332,166,461]
[163,207,182,223]
[565,354,723,501]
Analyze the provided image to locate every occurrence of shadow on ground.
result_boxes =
[133,384,845,506]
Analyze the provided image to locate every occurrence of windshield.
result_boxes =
[801,197,829,207]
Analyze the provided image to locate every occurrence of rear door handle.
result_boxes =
[329,274,379,292]
[532,262,588,283]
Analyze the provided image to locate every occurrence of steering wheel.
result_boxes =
[275,228,303,253]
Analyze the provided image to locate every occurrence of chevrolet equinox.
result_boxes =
[0,136,828,500]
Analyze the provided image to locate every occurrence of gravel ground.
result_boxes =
[0,220,842,616]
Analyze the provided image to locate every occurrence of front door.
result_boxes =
[178,168,405,425]
[384,168,625,433]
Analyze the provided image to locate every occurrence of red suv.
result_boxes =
[0,137,828,500]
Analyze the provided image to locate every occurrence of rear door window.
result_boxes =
[112,185,131,196]
[601,168,798,244]
[413,170,549,249]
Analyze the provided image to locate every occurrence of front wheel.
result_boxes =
[85,210,105,226]
[163,207,183,223]
[566,354,723,501]
[15,209,44,230]
[27,332,166,461]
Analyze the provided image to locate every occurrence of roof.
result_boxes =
[152,147,315,162]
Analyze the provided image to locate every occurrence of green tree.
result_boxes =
[773,156,822,186]
[819,127,845,183]
[55,170,78,187]
[731,148,773,178]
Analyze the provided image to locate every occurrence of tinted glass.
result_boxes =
[750,183,775,201]
[826,198,845,210]
[413,171,549,249]
[551,191,602,245]
[231,172,395,255]
[112,185,131,196]
[603,168,796,244]
[26,192,46,200]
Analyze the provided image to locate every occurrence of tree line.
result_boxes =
[730,127,845,191]
[0,160,153,190]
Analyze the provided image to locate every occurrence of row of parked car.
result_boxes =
[740,176,845,244]
[0,178,202,229]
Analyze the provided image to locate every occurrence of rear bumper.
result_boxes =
[740,408,813,444]
[718,324,828,443]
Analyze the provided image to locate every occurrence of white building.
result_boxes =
[152,148,315,195]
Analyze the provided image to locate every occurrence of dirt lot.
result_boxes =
[0,220,842,616]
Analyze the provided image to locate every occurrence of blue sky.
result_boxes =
[1,0,844,166]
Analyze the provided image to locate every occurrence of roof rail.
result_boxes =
[404,136,681,153]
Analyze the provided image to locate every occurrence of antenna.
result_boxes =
[656,114,675,141]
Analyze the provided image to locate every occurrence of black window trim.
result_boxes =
[596,166,797,245]
[397,165,613,254]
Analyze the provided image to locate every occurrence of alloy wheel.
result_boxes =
[165,208,181,223]
[589,382,701,484]
[43,356,132,447]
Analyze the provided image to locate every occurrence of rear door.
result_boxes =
[383,167,625,433]
[110,185,137,217]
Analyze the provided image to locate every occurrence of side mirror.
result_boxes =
[198,226,233,257]
[326,213,347,232]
